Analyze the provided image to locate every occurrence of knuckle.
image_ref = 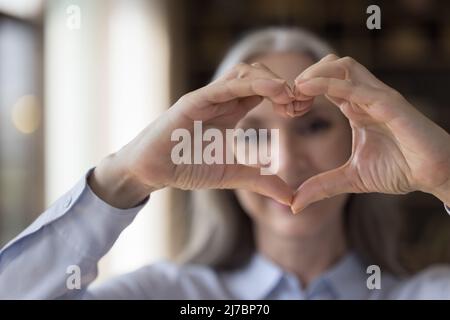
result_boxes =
[340,56,356,68]
[234,62,249,73]
[383,88,404,104]
[236,62,248,68]
[177,92,192,105]
[177,91,201,109]
[234,62,260,79]
[228,63,248,79]
[389,88,403,100]
[323,53,339,60]
[251,61,269,71]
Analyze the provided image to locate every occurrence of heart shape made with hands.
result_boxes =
[224,75,350,214]
[194,55,443,215]
[216,64,357,214]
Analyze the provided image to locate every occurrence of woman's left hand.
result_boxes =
[291,54,450,213]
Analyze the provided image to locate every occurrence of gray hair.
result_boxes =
[213,27,334,80]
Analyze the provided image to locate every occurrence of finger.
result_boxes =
[273,103,290,118]
[224,165,293,206]
[296,77,405,123]
[296,77,376,105]
[250,62,281,75]
[285,101,295,117]
[294,54,342,100]
[296,55,345,84]
[292,100,313,116]
[296,62,347,86]
[296,56,388,92]
[222,62,280,81]
[192,77,294,109]
[295,53,340,85]
[248,63,298,117]
[319,53,340,62]
[239,96,291,119]
[294,61,347,102]
[335,57,392,89]
[285,100,313,117]
[291,166,354,214]
[248,62,296,103]
[232,61,296,102]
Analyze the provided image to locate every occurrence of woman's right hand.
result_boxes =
[89,63,295,208]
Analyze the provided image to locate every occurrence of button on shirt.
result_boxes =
[1,170,450,299]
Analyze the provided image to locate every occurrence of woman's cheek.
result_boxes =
[234,189,265,218]
[315,125,352,170]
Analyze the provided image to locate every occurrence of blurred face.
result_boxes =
[234,52,352,238]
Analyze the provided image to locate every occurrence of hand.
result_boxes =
[90,62,296,208]
[291,54,450,213]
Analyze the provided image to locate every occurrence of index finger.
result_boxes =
[191,77,295,109]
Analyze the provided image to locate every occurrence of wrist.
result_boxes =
[88,154,157,209]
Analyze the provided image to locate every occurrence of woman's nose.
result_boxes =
[275,131,308,190]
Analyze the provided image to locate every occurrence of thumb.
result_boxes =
[291,166,354,214]
[226,164,293,206]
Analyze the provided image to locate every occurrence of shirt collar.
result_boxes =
[221,253,283,299]
[311,252,371,299]
[222,251,375,300]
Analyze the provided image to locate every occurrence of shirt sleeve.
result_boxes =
[0,169,148,299]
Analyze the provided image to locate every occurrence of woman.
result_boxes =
[0,27,449,299]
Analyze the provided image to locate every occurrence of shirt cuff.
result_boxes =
[445,204,450,215]
[51,168,149,259]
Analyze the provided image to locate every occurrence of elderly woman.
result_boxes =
[1,27,449,299]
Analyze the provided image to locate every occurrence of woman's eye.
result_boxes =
[236,127,271,144]
[296,119,331,135]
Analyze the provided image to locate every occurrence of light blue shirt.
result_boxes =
[1,170,450,300]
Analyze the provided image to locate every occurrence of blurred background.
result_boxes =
[1,0,450,282]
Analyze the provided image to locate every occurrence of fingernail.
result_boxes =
[291,206,304,215]
[286,102,295,117]
[294,101,305,112]
[294,87,304,100]
[285,86,295,99]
